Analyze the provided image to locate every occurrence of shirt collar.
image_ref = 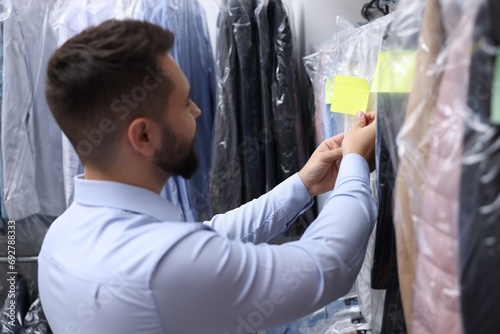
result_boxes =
[73,175,183,222]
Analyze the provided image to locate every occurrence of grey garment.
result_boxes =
[2,0,65,220]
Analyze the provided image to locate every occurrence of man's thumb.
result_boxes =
[353,111,367,127]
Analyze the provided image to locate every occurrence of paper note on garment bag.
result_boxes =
[330,75,370,115]
[491,52,500,125]
[371,50,417,93]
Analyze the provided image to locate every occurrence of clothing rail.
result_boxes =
[0,256,38,263]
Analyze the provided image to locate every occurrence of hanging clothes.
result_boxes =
[210,0,243,213]
[389,0,444,330]
[371,4,423,331]
[2,0,65,221]
[303,22,358,145]
[268,0,299,184]
[210,0,266,214]
[211,0,305,217]
[255,0,277,192]
[411,1,483,332]
[459,0,500,332]
[304,12,394,334]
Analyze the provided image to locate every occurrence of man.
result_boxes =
[39,20,377,334]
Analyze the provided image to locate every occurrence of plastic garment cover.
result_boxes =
[374,96,407,333]
[355,226,386,334]
[303,20,357,145]
[0,276,30,334]
[371,8,422,333]
[2,0,65,221]
[255,0,277,192]
[50,0,215,221]
[268,0,315,239]
[20,298,52,334]
[227,0,264,204]
[0,0,58,302]
[259,297,367,334]
[304,14,392,334]
[459,0,500,332]
[0,0,11,22]
[211,0,303,215]
[268,0,299,183]
[372,21,412,334]
[283,0,316,171]
[304,14,390,144]
[210,0,243,213]
[410,1,484,333]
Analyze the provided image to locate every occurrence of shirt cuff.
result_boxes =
[334,154,371,188]
[272,173,314,224]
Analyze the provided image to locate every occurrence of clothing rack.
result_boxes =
[0,256,38,263]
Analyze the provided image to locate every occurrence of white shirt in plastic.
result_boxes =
[1,0,66,220]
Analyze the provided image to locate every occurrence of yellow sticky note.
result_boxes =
[330,75,370,115]
[372,50,417,93]
[325,77,335,104]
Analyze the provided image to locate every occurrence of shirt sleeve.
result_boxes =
[152,154,377,334]
[203,173,314,244]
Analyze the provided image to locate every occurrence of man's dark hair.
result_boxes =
[46,19,175,170]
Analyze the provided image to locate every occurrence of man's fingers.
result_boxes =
[365,119,377,138]
[367,118,377,130]
[352,111,367,128]
[322,133,344,150]
[365,111,377,124]
[332,133,344,147]
[320,147,343,163]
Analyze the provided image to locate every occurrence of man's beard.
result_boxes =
[153,122,199,179]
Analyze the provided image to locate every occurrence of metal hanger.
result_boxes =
[362,0,391,21]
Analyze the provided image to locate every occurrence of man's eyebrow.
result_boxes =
[186,87,191,102]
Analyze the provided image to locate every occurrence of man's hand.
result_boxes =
[298,133,344,197]
[343,111,377,171]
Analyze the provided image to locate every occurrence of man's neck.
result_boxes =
[83,166,169,194]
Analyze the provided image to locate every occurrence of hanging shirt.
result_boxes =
[1,0,66,220]
[38,154,376,334]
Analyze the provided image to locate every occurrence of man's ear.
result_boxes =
[126,117,161,158]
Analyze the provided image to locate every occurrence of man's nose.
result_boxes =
[191,101,202,118]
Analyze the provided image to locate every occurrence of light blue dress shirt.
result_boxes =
[38,154,376,334]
